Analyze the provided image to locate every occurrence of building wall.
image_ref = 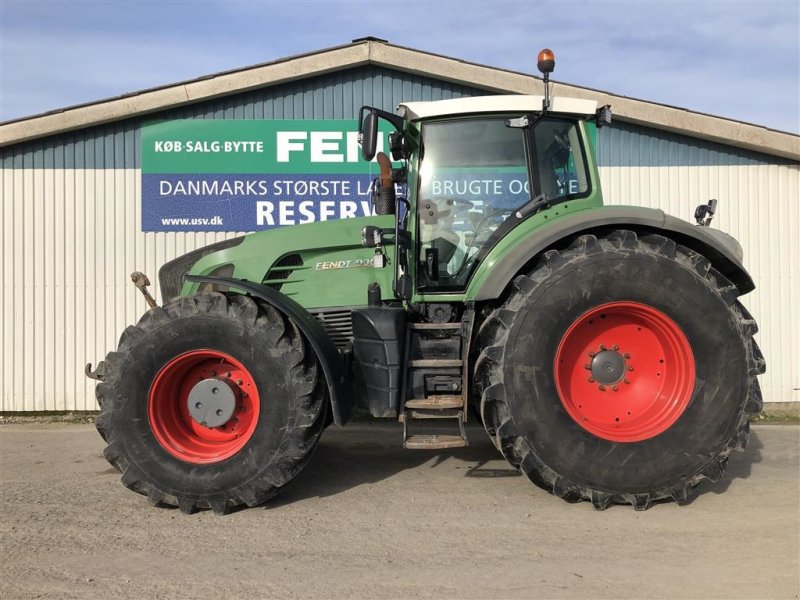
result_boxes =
[1,66,797,411]
[0,66,489,411]
[597,122,799,403]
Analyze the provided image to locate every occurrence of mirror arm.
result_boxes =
[358,106,405,133]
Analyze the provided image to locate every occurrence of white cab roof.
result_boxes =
[398,95,598,121]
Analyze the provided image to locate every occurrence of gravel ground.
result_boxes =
[1,422,798,599]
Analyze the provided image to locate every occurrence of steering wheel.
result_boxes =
[444,207,513,279]
[469,207,512,243]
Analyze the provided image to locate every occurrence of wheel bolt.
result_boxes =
[627,366,634,371]
[612,385,619,391]
[210,371,217,377]
[588,352,596,358]
[236,379,243,386]
[598,385,606,391]
[623,378,630,384]
[588,377,595,383]
[600,344,607,351]
[623,353,631,359]
[613,344,619,351]
[584,363,591,370]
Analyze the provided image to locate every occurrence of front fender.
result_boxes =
[469,205,754,302]
[185,276,352,426]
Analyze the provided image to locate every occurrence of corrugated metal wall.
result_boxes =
[597,122,800,403]
[0,66,489,411]
[1,66,798,411]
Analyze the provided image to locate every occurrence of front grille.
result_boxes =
[264,253,303,291]
[311,309,354,350]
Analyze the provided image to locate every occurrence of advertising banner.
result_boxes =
[141,120,393,232]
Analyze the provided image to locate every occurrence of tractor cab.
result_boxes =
[358,93,608,298]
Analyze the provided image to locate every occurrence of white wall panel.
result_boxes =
[599,162,800,403]
[0,167,239,411]
[0,65,494,412]
[1,157,798,410]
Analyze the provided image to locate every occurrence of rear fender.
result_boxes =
[185,276,352,425]
[471,206,754,302]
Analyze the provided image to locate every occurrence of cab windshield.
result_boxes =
[416,116,590,291]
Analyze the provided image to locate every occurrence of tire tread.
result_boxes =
[474,229,763,510]
[94,292,326,514]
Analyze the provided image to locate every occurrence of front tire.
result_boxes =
[475,230,764,510]
[95,293,327,514]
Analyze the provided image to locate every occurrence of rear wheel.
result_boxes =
[474,230,764,510]
[95,293,326,514]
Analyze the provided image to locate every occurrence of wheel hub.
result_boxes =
[590,350,626,385]
[187,378,237,428]
[554,301,695,442]
[148,350,260,464]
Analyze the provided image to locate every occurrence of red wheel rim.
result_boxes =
[148,350,260,464]
[554,302,695,442]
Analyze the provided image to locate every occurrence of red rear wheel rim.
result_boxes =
[148,350,260,464]
[554,301,695,442]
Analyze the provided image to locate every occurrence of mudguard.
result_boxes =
[472,205,755,302]
[185,275,352,426]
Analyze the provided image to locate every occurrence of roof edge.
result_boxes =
[367,43,800,161]
[0,42,372,147]
[1,39,798,161]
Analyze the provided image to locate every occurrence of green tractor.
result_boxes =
[88,51,764,514]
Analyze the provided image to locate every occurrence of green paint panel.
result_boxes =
[185,214,397,308]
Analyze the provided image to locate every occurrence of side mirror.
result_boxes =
[360,111,379,161]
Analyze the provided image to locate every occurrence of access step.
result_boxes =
[405,396,464,409]
[404,434,467,450]
[406,409,463,420]
[408,359,463,368]
[409,322,462,330]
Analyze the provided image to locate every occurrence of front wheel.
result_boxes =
[95,293,327,514]
[475,230,764,510]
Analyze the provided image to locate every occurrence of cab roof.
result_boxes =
[398,95,598,121]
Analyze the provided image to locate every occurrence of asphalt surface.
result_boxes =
[1,422,798,599]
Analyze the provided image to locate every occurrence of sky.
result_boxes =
[1,0,799,134]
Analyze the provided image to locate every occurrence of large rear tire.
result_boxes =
[474,230,764,510]
[95,293,326,514]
